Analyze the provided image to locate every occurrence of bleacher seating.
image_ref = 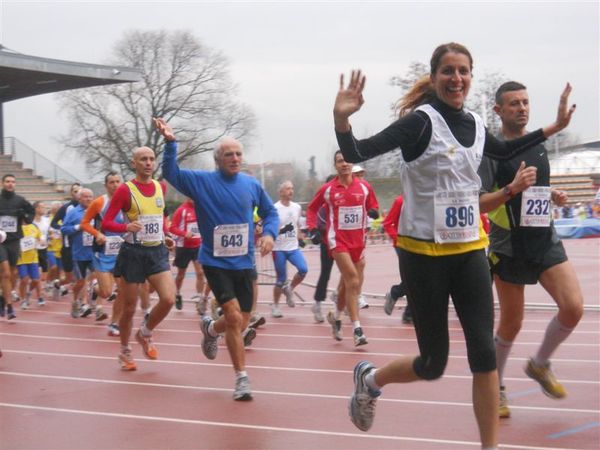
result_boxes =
[0,154,69,202]
[550,173,597,204]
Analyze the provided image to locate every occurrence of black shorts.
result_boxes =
[61,245,74,273]
[74,260,94,280]
[203,265,254,313]
[114,242,171,284]
[173,247,199,269]
[0,240,21,267]
[37,249,48,272]
[489,240,568,285]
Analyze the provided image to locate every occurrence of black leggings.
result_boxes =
[313,242,334,302]
[399,248,496,379]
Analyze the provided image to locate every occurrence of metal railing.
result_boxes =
[3,137,82,186]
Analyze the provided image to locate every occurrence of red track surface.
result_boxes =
[1,239,598,449]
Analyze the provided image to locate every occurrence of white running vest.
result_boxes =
[399,104,486,243]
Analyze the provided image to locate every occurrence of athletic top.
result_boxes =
[337,97,548,256]
[50,199,78,248]
[170,200,202,249]
[102,179,167,247]
[273,201,302,252]
[81,194,125,255]
[33,216,50,250]
[47,214,62,255]
[479,140,558,261]
[162,140,279,270]
[0,189,34,243]
[306,176,378,251]
[382,195,404,244]
[61,205,94,262]
[17,223,41,265]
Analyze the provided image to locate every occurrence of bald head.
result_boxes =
[79,188,94,208]
[131,146,156,180]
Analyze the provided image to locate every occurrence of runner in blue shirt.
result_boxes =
[156,117,279,401]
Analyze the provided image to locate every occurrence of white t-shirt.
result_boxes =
[273,201,302,252]
[33,216,51,250]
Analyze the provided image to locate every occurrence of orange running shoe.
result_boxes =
[118,350,137,371]
[136,329,158,360]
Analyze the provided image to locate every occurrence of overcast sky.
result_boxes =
[1,1,598,181]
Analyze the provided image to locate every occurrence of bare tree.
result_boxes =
[60,30,254,177]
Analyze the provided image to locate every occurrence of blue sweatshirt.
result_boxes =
[61,205,93,262]
[162,141,279,270]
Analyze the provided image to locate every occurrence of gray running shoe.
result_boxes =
[311,302,324,323]
[282,283,295,307]
[271,304,283,318]
[20,299,29,310]
[243,327,256,347]
[71,300,81,318]
[80,303,93,318]
[349,361,381,431]
[233,376,253,401]
[249,314,266,329]
[327,310,343,341]
[383,291,397,316]
[200,317,218,360]
[353,327,368,346]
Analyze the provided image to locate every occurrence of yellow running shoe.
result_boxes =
[524,358,566,399]
[499,386,510,418]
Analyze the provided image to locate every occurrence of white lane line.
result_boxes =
[0,401,588,449]
[2,350,599,386]
[2,332,599,364]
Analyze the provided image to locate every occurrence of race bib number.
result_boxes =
[213,224,248,257]
[338,206,363,230]
[434,190,480,243]
[137,215,163,243]
[520,187,551,227]
[20,236,36,252]
[82,232,94,247]
[187,222,200,237]
[104,236,124,256]
[0,215,17,233]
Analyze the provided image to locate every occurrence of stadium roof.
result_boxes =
[0,45,141,102]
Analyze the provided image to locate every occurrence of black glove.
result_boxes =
[308,228,321,245]
[367,208,379,220]
[298,238,306,248]
[279,223,294,235]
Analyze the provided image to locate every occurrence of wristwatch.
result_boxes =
[502,185,515,199]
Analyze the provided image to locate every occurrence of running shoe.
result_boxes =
[200,317,218,360]
[136,329,158,360]
[107,323,120,336]
[282,282,295,308]
[327,310,343,341]
[358,294,369,309]
[311,302,324,323]
[70,301,81,318]
[175,293,183,311]
[401,306,413,325]
[118,349,137,371]
[38,298,46,306]
[524,358,566,399]
[193,294,207,316]
[20,299,29,310]
[243,328,257,347]
[499,386,510,419]
[353,327,368,346]
[107,291,118,302]
[349,361,381,431]
[6,304,16,320]
[95,308,108,322]
[80,303,93,318]
[271,304,283,318]
[383,291,397,316]
[249,314,266,329]
[233,375,253,401]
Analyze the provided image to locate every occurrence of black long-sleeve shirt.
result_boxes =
[0,190,34,242]
[336,98,546,163]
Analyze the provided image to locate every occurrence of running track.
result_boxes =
[1,239,598,449]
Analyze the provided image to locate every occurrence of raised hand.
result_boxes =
[555,83,576,131]
[511,161,537,194]
[333,70,366,131]
[153,117,176,142]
